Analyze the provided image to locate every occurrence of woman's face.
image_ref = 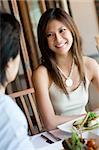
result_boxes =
[46,19,73,56]
[6,54,20,84]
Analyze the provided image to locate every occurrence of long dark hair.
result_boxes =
[37,8,85,94]
[0,11,21,86]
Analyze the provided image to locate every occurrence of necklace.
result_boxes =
[57,59,74,87]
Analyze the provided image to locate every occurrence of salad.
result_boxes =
[73,112,99,131]
[62,129,98,150]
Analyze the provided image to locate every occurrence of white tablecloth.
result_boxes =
[31,129,71,150]
[31,128,99,150]
[37,141,63,150]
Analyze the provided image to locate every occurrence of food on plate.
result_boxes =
[73,112,99,131]
[62,130,85,150]
[86,139,97,149]
[62,130,98,150]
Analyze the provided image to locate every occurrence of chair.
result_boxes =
[9,88,43,135]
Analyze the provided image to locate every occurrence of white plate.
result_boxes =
[57,116,84,133]
[57,116,99,135]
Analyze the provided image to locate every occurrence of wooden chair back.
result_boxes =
[9,88,43,135]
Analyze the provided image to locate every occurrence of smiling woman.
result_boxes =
[33,8,99,130]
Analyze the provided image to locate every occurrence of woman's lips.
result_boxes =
[55,42,67,48]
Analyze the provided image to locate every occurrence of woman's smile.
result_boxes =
[55,40,68,48]
[55,42,66,48]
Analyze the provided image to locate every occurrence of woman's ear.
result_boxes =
[6,58,13,68]
[5,54,20,84]
[5,58,14,84]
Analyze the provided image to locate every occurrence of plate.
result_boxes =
[57,116,99,135]
[57,116,84,133]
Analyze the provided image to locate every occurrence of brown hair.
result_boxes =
[37,8,85,94]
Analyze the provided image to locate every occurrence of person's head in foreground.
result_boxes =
[0,11,35,150]
[0,11,20,92]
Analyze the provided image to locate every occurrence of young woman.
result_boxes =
[33,8,99,130]
[0,12,35,150]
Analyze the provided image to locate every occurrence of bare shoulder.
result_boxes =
[83,56,98,67]
[33,65,49,89]
[33,65,48,77]
[83,56,99,80]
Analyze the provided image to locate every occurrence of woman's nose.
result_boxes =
[55,33,62,42]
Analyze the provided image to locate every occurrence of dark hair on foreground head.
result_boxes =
[0,11,21,86]
[37,8,85,94]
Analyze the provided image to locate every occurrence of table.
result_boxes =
[31,127,99,150]
[31,111,99,150]
[31,129,71,150]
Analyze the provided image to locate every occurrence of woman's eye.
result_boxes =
[47,33,51,37]
[47,33,53,37]
[47,33,55,39]
[59,28,66,33]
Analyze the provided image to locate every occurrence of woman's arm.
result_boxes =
[84,56,99,111]
[33,65,81,130]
